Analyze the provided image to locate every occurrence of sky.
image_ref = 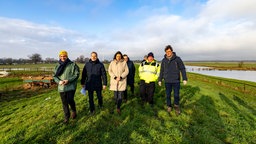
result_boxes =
[0,0,255,61]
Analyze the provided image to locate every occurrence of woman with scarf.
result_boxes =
[108,51,129,114]
[81,52,107,114]
[53,50,80,124]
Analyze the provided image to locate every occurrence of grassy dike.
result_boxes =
[0,66,255,143]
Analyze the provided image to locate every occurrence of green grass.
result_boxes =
[0,65,256,143]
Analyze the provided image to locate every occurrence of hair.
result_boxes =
[113,51,124,60]
[91,51,98,57]
[123,54,128,57]
[165,45,173,52]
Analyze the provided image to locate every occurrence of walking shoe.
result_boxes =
[90,110,95,115]
[167,106,172,112]
[109,109,114,114]
[116,108,121,115]
[71,112,77,119]
[174,105,181,115]
[63,118,69,124]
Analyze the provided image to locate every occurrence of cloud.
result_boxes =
[1,0,256,61]
[200,0,256,20]
[108,0,256,60]
[0,17,92,60]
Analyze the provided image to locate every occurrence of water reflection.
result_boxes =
[186,66,256,83]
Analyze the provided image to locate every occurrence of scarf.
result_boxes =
[166,55,173,60]
[55,58,71,76]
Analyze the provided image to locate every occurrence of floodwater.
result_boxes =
[186,66,256,83]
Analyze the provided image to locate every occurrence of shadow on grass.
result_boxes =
[0,87,56,102]
[182,95,227,143]
[219,93,255,120]
[218,92,256,143]
[233,95,256,116]
[69,96,162,143]
[67,84,203,143]
[180,85,200,107]
[4,84,231,143]
[219,93,256,126]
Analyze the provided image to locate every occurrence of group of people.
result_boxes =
[53,45,187,124]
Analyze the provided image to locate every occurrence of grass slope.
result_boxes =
[0,70,255,143]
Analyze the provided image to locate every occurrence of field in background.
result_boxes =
[185,61,256,70]
[1,61,255,71]
[0,63,255,143]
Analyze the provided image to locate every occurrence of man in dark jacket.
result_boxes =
[158,45,187,115]
[81,52,107,114]
[123,54,135,101]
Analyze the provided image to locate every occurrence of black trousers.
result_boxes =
[60,90,76,119]
[124,83,134,100]
[114,91,123,109]
[88,90,103,112]
[140,80,155,105]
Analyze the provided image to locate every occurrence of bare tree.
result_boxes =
[18,58,29,64]
[5,58,13,65]
[84,57,89,63]
[238,61,244,68]
[45,57,57,63]
[28,53,42,64]
[75,55,86,63]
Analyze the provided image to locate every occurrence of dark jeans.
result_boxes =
[60,90,76,119]
[124,83,134,100]
[88,90,103,112]
[165,82,180,106]
[140,80,155,105]
[114,91,123,109]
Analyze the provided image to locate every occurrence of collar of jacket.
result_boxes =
[114,59,124,63]
[164,52,177,60]
[89,58,99,64]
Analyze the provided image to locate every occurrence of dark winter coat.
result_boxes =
[81,59,107,91]
[158,52,187,83]
[126,58,135,85]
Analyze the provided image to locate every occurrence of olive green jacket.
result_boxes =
[53,61,80,92]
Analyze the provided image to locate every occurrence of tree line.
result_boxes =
[1,53,144,65]
[0,53,57,65]
[0,53,112,65]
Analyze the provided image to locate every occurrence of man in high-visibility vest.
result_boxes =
[139,52,160,106]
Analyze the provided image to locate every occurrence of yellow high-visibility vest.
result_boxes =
[139,60,160,83]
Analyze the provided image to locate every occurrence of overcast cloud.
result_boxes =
[0,0,255,61]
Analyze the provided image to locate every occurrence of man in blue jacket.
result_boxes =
[158,45,187,115]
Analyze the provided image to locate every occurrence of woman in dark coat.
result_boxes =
[81,52,107,114]
[123,54,135,101]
